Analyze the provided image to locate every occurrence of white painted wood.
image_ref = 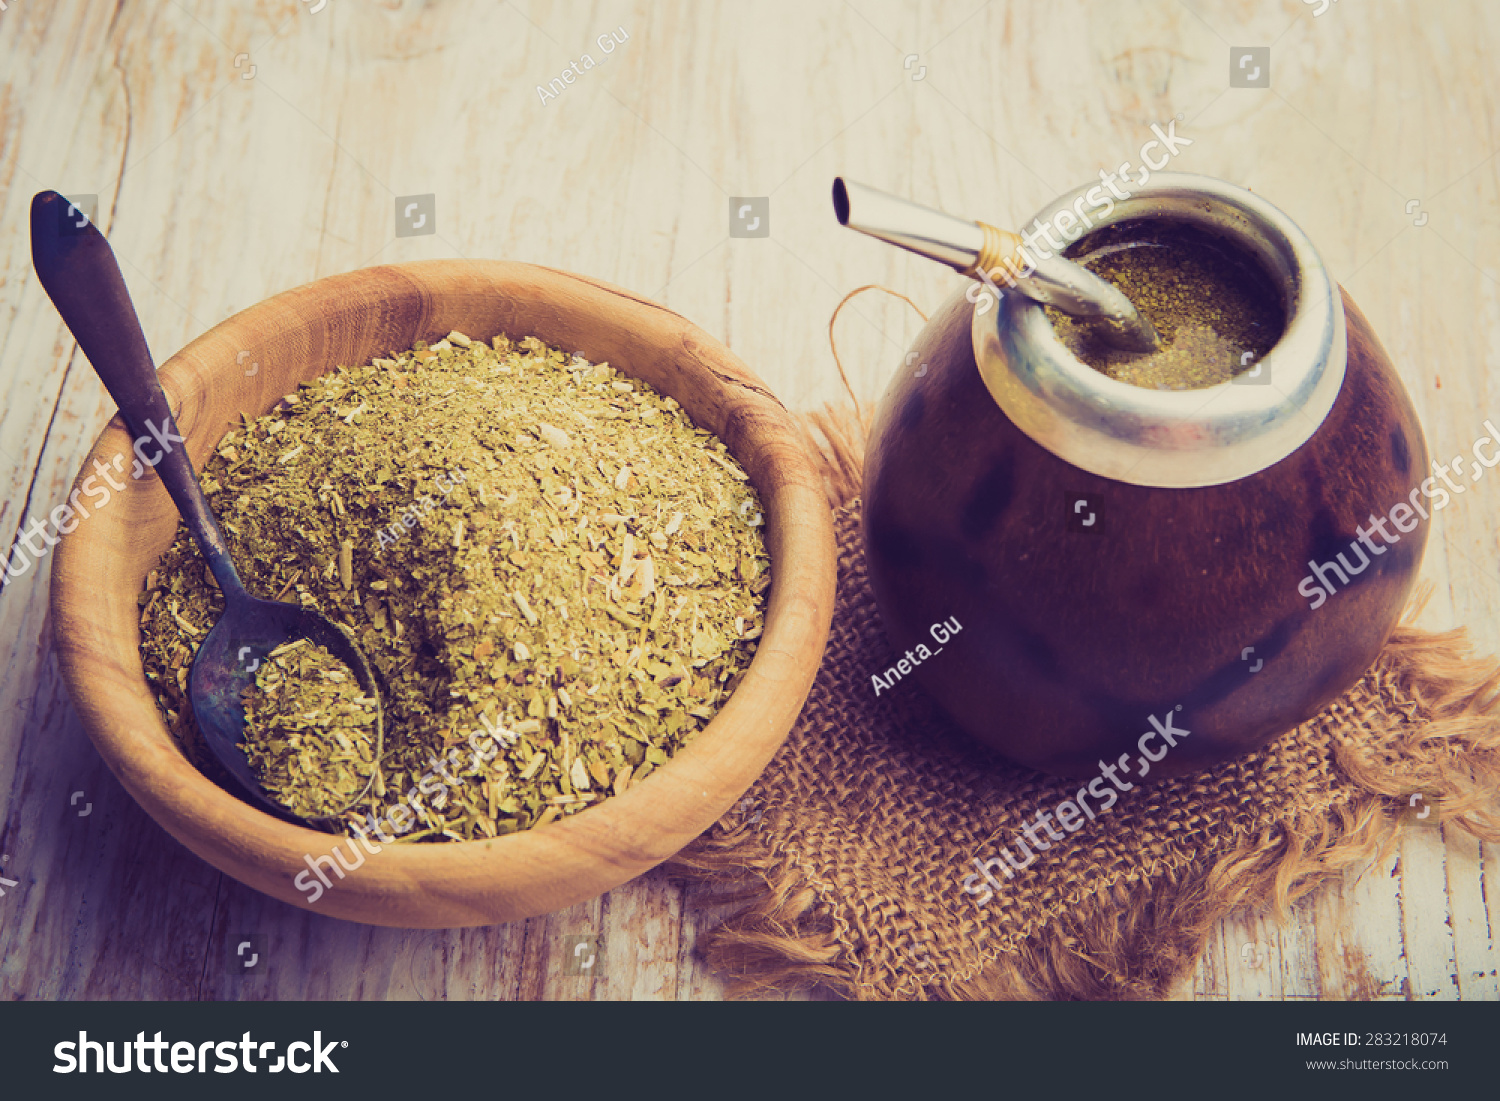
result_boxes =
[1,0,1494,1000]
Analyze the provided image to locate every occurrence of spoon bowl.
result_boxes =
[191,594,384,825]
[30,189,383,827]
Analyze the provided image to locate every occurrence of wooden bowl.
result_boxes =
[49,260,835,927]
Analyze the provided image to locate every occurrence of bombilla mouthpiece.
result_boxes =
[832,178,1004,275]
[831,177,1160,354]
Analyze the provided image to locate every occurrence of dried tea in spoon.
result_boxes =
[240,640,383,820]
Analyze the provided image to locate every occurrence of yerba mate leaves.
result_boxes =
[139,332,769,841]
[239,641,380,820]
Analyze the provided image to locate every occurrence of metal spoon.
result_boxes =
[30,190,383,830]
[832,178,1161,353]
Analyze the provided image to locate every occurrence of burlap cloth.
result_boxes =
[669,407,1500,1000]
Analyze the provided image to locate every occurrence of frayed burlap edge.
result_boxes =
[668,402,1500,1001]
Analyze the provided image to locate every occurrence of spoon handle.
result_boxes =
[29,191,249,601]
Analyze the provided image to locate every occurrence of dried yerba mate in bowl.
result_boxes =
[140,332,769,842]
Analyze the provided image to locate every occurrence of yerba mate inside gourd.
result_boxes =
[1045,221,1286,389]
[139,333,769,842]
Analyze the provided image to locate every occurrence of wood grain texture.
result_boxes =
[2,0,1496,1000]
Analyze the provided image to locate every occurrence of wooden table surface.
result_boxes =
[2,0,1496,1001]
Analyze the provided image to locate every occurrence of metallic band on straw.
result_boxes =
[962,221,1026,282]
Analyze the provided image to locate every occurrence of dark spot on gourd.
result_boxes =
[959,459,1014,541]
[898,389,926,435]
[1390,428,1410,474]
[868,519,923,570]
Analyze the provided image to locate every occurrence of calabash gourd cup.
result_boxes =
[50,260,836,926]
[863,173,1429,779]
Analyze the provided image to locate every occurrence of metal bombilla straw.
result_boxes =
[832,178,1159,354]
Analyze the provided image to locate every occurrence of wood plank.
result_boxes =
[1,0,1496,1001]
[1341,847,1412,999]
[1400,821,1461,999]
[1444,828,1499,1001]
